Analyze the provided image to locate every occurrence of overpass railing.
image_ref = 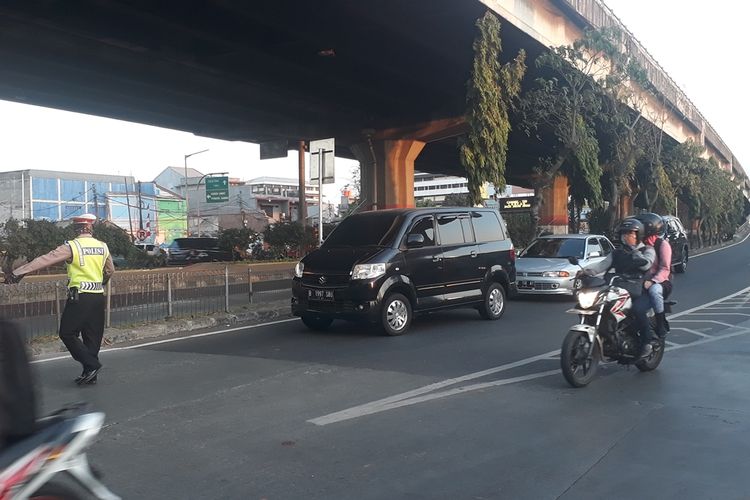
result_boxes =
[0,267,294,341]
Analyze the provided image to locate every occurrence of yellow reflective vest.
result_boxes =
[67,237,109,293]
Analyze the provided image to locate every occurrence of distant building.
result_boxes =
[0,170,185,244]
[413,172,533,205]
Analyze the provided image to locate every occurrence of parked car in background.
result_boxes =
[135,243,161,256]
[166,237,232,266]
[292,207,516,336]
[515,234,614,296]
[661,215,689,273]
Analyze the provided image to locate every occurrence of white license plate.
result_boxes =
[308,288,334,301]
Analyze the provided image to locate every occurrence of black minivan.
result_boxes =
[291,208,516,335]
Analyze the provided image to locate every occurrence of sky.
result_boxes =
[602,0,750,171]
[0,1,746,192]
[0,99,358,203]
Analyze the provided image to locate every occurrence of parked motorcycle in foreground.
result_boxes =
[560,257,674,388]
[0,403,120,500]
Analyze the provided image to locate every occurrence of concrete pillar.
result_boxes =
[351,139,425,210]
[538,175,568,234]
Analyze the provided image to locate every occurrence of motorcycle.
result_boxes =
[0,403,120,500]
[560,256,675,388]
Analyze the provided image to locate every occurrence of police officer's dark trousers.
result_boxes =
[59,292,105,372]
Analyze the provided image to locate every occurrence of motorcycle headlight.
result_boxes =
[577,290,599,309]
[294,261,304,278]
[351,263,386,280]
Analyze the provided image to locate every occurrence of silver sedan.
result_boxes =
[514,234,614,296]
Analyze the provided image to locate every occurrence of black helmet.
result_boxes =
[617,218,644,243]
[633,212,665,237]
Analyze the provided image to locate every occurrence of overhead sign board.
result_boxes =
[310,138,335,184]
[498,195,534,212]
[205,176,229,203]
[259,139,289,160]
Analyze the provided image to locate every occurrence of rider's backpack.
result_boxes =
[0,319,36,449]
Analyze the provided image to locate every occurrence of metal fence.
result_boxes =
[0,268,294,340]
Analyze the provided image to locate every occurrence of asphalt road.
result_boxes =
[32,237,750,499]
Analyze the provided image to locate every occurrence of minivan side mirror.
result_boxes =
[567,256,580,266]
[406,233,425,248]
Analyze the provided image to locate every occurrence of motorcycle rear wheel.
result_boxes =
[561,330,600,388]
[635,337,665,372]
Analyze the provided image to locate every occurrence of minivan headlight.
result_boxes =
[351,263,386,280]
[294,261,304,278]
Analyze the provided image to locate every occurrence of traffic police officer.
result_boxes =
[7,214,114,384]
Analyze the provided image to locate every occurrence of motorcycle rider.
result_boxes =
[633,213,672,340]
[602,218,656,357]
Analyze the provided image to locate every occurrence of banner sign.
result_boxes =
[498,195,534,212]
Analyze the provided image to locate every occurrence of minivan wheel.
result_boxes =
[301,314,333,331]
[479,282,506,320]
[381,293,412,336]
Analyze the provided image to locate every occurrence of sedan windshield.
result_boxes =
[324,212,403,247]
[521,238,585,259]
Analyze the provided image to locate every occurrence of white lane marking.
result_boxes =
[665,328,750,352]
[664,340,680,347]
[680,313,750,317]
[309,370,560,426]
[669,320,738,328]
[307,349,560,426]
[671,327,712,338]
[31,318,299,364]
[310,285,750,426]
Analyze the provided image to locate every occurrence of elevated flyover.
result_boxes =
[0,1,744,226]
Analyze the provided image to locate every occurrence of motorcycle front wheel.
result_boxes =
[561,330,600,388]
[635,337,665,372]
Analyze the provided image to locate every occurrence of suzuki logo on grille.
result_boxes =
[318,276,327,285]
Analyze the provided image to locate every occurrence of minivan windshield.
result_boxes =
[323,212,403,247]
[171,238,219,250]
[521,238,585,259]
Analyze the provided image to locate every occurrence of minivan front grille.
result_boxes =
[302,273,350,288]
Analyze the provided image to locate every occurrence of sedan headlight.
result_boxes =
[541,271,571,278]
[294,261,304,278]
[351,263,386,280]
[577,290,600,309]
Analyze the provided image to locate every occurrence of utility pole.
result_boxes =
[137,181,144,230]
[123,177,135,241]
[92,184,99,217]
[298,140,307,225]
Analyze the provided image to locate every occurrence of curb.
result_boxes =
[30,298,294,358]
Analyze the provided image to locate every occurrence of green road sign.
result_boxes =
[205,176,229,203]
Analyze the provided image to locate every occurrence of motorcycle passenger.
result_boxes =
[603,218,656,357]
[634,213,672,340]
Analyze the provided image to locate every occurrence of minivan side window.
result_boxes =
[471,211,503,243]
[437,215,465,245]
[460,216,475,243]
[407,216,436,246]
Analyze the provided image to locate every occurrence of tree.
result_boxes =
[218,227,259,260]
[263,221,314,259]
[0,219,67,274]
[459,11,526,205]
[520,32,604,235]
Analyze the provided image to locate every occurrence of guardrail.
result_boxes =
[0,267,294,340]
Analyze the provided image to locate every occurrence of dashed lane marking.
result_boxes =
[671,327,712,338]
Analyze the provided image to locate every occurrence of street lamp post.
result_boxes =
[196,171,229,237]
[184,149,209,236]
